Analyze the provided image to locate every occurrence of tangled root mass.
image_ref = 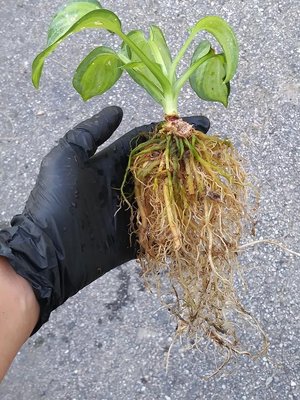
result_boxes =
[122,118,267,364]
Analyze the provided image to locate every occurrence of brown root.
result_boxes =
[123,118,268,372]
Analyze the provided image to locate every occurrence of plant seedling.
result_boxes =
[33,0,267,371]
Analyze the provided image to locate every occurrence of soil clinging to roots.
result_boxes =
[122,117,268,368]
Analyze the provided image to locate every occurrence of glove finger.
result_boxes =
[64,106,123,159]
[91,121,158,164]
[182,115,210,133]
[114,122,158,155]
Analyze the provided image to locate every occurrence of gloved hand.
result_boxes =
[0,106,210,334]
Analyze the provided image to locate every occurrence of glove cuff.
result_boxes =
[0,215,61,335]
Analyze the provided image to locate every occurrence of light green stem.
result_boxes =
[162,91,179,115]
[168,29,198,83]
[174,53,216,94]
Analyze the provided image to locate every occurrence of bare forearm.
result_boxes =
[0,256,40,382]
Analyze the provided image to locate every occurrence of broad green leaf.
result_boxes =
[149,26,172,75]
[121,62,164,105]
[32,9,122,88]
[190,16,238,83]
[47,0,102,46]
[73,46,123,100]
[190,54,230,107]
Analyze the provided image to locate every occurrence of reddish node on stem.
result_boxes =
[165,114,180,122]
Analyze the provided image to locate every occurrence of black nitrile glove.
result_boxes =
[0,106,210,334]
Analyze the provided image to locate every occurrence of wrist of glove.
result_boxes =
[0,106,210,334]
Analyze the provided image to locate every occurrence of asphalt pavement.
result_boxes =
[0,0,299,399]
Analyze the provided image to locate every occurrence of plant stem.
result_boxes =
[168,29,198,83]
[174,53,215,94]
[163,92,179,116]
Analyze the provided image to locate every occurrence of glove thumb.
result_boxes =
[64,106,123,159]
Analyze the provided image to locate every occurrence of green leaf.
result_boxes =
[149,26,172,75]
[118,29,171,93]
[73,46,123,101]
[120,30,166,79]
[191,40,212,63]
[190,16,238,83]
[32,8,122,88]
[121,62,164,105]
[120,61,144,70]
[122,30,156,64]
[47,0,102,46]
[121,30,145,59]
[119,29,166,102]
[190,54,230,107]
[121,28,171,77]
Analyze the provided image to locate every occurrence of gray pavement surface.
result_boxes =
[0,0,299,399]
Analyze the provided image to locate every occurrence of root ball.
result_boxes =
[123,118,267,366]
